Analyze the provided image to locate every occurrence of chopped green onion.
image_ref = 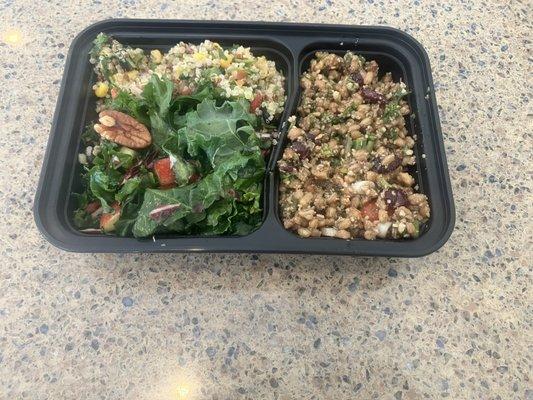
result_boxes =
[344,137,352,154]
[353,138,366,150]
[412,220,420,238]
[377,177,391,189]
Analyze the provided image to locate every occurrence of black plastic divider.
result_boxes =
[34,20,454,256]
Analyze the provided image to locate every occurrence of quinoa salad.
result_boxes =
[73,34,286,237]
[90,35,285,121]
[278,51,431,240]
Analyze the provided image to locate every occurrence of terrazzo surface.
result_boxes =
[0,1,531,399]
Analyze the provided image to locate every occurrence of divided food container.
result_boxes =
[34,19,455,256]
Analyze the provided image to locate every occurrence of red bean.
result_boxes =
[361,87,387,105]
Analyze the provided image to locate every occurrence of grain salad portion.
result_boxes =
[90,34,286,122]
[73,34,286,238]
[278,51,430,240]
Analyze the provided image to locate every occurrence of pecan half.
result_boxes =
[94,110,151,149]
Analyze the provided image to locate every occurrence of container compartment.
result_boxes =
[266,38,454,255]
[273,44,428,234]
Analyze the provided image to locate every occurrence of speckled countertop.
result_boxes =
[0,1,531,399]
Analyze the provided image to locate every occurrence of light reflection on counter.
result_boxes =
[148,366,200,400]
[2,28,24,47]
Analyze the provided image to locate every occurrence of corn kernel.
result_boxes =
[150,49,163,63]
[94,82,109,98]
[220,54,234,69]
[173,66,183,79]
[126,70,139,81]
[193,52,207,62]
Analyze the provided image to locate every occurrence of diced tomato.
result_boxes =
[85,201,101,214]
[361,201,379,221]
[110,88,118,99]
[99,203,121,232]
[153,158,176,188]
[250,93,263,112]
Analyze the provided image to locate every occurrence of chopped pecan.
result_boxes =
[94,110,151,149]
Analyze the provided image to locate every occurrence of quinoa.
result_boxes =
[90,36,286,122]
[278,51,430,240]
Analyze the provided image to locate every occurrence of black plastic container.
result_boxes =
[34,19,454,256]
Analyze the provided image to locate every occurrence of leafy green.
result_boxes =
[382,89,410,123]
[132,149,263,237]
[72,192,98,229]
[81,141,156,214]
[170,83,216,128]
[132,99,264,237]
[76,42,271,237]
[141,75,176,148]
[90,33,110,60]
[114,201,142,236]
[104,91,150,126]
[81,125,99,146]
[89,169,121,211]
[116,171,156,205]
[143,74,173,116]
[179,99,259,168]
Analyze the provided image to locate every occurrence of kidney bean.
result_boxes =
[372,155,402,173]
[352,72,364,87]
[291,141,310,159]
[361,87,387,105]
[384,188,408,211]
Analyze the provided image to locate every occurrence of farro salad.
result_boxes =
[73,34,286,237]
[278,51,430,240]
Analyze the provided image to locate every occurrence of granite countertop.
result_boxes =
[0,1,530,399]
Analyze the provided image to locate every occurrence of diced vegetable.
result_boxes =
[361,201,379,221]
[99,203,121,232]
[119,146,138,158]
[94,82,109,98]
[153,158,176,188]
[85,201,101,214]
[250,93,263,112]
[412,220,420,238]
[353,138,366,150]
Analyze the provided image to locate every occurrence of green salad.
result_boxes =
[74,34,286,237]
